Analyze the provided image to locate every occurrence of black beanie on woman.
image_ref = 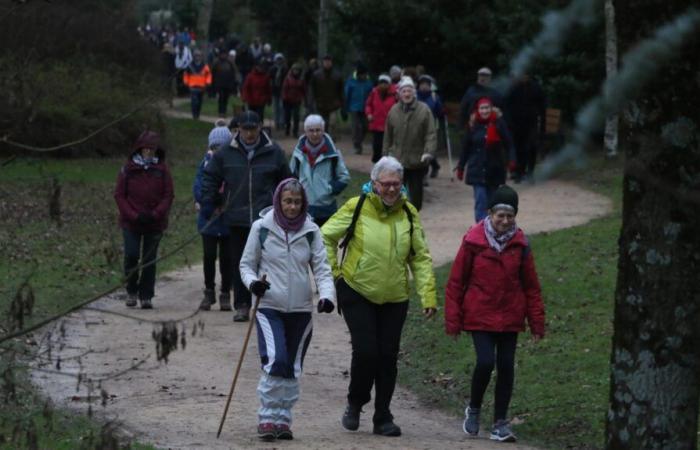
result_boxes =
[488,185,519,214]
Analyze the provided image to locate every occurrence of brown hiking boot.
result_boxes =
[219,292,232,311]
[199,289,215,311]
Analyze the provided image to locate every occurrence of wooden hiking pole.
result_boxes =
[216,274,266,438]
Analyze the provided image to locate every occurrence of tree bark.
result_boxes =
[317,0,328,60]
[606,2,700,449]
[604,0,619,156]
[197,0,214,43]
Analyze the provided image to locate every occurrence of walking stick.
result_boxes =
[444,117,455,182]
[216,274,267,438]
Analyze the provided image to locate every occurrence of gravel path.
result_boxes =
[32,113,611,449]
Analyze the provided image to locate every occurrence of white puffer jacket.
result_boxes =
[240,207,336,312]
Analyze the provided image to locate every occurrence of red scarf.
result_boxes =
[474,98,501,148]
[302,141,329,167]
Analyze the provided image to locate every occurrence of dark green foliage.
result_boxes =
[250,0,320,60]
[334,0,604,119]
[0,1,167,157]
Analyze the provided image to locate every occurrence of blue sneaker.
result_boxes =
[490,419,517,442]
[462,406,480,436]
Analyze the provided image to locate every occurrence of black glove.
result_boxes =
[317,298,335,314]
[137,212,155,225]
[250,279,271,297]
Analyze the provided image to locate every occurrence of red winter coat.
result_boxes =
[364,87,397,132]
[241,68,272,107]
[444,221,545,337]
[114,131,174,233]
[282,72,306,105]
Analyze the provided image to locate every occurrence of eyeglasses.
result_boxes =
[306,128,323,133]
[375,180,402,189]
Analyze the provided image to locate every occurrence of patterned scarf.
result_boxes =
[484,216,517,253]
[132,153,159,168]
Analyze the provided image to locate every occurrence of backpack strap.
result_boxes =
[338,194,367,264]
[401,203,416,257]
[305,230,314,247]
[331,154,338,182]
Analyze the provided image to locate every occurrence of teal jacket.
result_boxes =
[289,133,351,220]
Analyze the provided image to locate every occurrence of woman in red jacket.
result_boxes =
[444,185,544,443]
[114,131,174,309]
[241,59,273,121]
[364,74,396,163]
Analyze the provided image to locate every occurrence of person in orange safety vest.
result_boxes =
[184,49,212,119]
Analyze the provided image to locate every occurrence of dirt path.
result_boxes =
[32,117,611,449]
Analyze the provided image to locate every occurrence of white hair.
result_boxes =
[303,114,325,131]
[371,156,403,181]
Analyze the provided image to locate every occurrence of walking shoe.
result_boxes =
[462,406,480,436]
[233,307,250,322]
[140,298,153,309]
[257,422,276,441]
[219,292,232,311]
[490,419,517,442]
[373,421,402,437]
[275,423,293,440]
[125,293,138,308]
[199,289,215,311]
[341,404,361,431]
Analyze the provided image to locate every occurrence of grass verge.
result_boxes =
[398,154,623,449]
[0,115,367,448]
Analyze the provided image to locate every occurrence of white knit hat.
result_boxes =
[397,76,415,91]
[378,74,391,83]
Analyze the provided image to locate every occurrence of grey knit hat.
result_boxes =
[208,125,232,150]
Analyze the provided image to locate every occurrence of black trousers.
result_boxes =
[337,279,409,425]
[283,101,301,136]
[512,124,539,178]
[371,131,384,163]
[403,167,427,211]
[123,229,162,301]
[216,88,232,116]
[229,226,252,309]
[202,234,232,292]
[469,331,518,421]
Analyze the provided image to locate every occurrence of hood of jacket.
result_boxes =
[131,130,165,160]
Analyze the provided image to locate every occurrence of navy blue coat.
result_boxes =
[193,150,230,236]
[458,117,515,187]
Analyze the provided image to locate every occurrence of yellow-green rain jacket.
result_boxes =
[321,192,437,308]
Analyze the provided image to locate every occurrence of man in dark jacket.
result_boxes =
[114,131,174,309]
[458,67,504,132]
[211,50,239,117]
[200,111,291,321]
[310,55,344,132]
[505,73,547,182]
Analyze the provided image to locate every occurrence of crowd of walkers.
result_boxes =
[117,26,549,445]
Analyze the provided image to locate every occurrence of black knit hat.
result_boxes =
[488,185,519,214]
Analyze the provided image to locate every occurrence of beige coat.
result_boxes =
[382,100,437,169]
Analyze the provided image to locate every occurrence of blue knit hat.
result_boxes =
[208,125,232,150]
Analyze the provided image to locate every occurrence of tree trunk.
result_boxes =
[604,0,618,156]
[606,2,700,449]
[317,0,328,60]
[197,0,214,43]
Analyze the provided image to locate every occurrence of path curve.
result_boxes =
[32,117,611,449]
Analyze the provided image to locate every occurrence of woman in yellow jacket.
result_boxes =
[322,156,437,438]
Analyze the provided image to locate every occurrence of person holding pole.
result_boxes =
[239,178,336,441]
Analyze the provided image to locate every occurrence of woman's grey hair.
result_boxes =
[371,156,403,181]
[281,179,304,194]
[304,114,325,131]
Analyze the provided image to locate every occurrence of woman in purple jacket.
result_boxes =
[114,131,174,309]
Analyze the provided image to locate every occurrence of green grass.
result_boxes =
[398,154,623,449]
[0,114,368,449]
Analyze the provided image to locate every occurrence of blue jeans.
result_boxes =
[473,184,495,223]
[123,229,162,300]
[190,89,204,119]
